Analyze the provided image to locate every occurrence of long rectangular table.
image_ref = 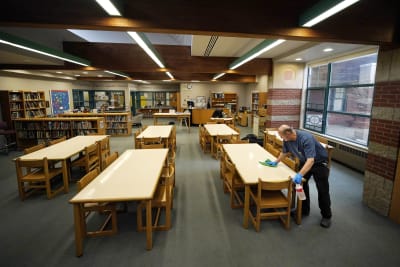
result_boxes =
[222,143,302,228]
[204,124,239,156]
[136,125,173,148]
[153,112,191,132]
[15,135,108,193]
[69,148,169,256]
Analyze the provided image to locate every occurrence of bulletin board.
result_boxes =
[50,90,70,114]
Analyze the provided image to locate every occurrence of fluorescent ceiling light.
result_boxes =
[229,39,286,70]
[213,73,226,80]
[95,0,121,16]
[295,58,303,61]
[165,71,174,79]
[323,48,333,52]
[127,32,165,68]
[301,0,359,27]
[105,70,130,78]
[0,39,90,66]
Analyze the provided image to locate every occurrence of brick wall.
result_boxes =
[265,88,301,128]
[363,79,400,215]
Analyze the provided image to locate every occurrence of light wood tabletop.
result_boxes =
[222,143,301,228]
[137,125,173,139]
[16,135,108,193]
[204,124,239,156]
[153,112,191,132]
[69,148,169,256]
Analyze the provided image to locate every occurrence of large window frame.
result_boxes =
[304,53,377,146]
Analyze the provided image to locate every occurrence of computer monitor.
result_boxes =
[187,100,194,108]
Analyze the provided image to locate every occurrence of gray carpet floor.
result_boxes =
[1,119,400,267]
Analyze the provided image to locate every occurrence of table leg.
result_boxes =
[145,200,153,250]
[73,204,84,257]
[154,117,158,125]
[243,184,250,228]
[62,159,69,193]
[187,115,191,133]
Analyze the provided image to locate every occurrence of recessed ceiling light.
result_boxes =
[74,74,80,77]
[295,58,303,61]
[82,71,88,74]
[56,71,63,74]
[323,48,333,52]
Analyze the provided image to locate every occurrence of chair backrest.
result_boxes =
[257,178,293,200]
[282,155,300,171]
[104,151,119,169]
[141,137,164,149]
[99,136,110,156]
[266,142,280,157]
[16,157,49,177]
[48,136,66,146]
[77,167,100,191]
[23,143,46,154]
[231,139,249,144]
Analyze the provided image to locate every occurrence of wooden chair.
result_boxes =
[137,166,175,231]
[249,178,293,232]
[15,157,64,200]
[231,139,249,144]
[282,153,300,172]
[314,135,333,168]
[140,137,165,149]
[98,136,111,170]
[23,143,46,154]
[214,134,233,159]
[71,143,100,178]
[265,135,280,157]
[133,131,141,149]
[104,151,119,169]
[48,136,66,146]
[223,154,244,209]
[199,125,212,153]
[76,168,118,237]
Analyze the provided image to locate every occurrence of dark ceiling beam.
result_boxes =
[0,0,397,45]
[62,42,272,75]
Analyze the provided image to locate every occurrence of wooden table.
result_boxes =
[15,135,108,193]
[222,143,302,228]
[153,112,191,132]
[136,125,173,148]
[69,148,169,256]
[204,124,239,156]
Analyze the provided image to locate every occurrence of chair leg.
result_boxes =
[256,206,261,232]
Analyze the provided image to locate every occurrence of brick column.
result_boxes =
[265,88,301,128]
[363,49,400,216]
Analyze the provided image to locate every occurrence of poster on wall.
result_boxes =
[50,90,70,114]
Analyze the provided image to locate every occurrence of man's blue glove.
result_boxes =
[292,173,302,184]
[265,159,278,167]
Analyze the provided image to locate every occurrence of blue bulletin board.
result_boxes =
[50,90,70,114]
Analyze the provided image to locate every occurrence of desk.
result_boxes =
[136,125,173,148]
[204,124,239,157]
[222,143,302,227]
[15,135,108,193]
[153,112,191,132]
[69,148,168,256]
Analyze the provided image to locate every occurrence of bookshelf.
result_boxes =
[14,117,106,148]
[59,112,132,136]
[0,90,47,129]
[211,93,238,113]
[251,92,267,115]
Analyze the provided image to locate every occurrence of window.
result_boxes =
[304,53,377,146]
